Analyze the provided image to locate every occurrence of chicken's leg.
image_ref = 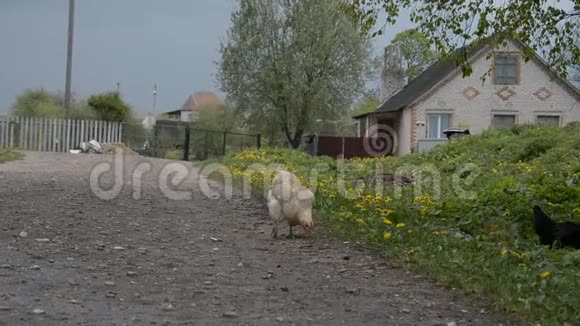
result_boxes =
[271,222,278,239]
[286,225,295,239]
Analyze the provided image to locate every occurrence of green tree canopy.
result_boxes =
[11,89,62,118]
[192,105,237,132]
[570,25,580,87]
[351,89,380,117]
[386,29,437,80]
[218,0,374,148]
[11,89,97,119]
[87,92,133,122]
[344,1,580,79]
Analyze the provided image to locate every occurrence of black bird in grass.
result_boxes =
[533,205,580,249]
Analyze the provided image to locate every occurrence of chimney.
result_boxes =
[380,45,406,103]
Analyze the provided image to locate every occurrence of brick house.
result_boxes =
[354,38,580,156]
[164,91,223,122]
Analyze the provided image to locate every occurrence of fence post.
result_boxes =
[152,123,159,157]
[9,120,15,148]
[118,122,123,144]
[222,131,227,156]
[183,125,190,161]
[204,131,209,159]
[256,134,261,149]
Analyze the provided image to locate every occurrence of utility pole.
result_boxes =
[64,0,75,118]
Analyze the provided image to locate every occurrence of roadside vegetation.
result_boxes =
[0,148,23,163]
[217,123,580,324]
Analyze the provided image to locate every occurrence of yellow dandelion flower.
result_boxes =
[511,251,525,259]
[384,197,392,204]
[500,249,508,256]
[540,271,551,279]
[396,223,405,228]
[347,212,353,217]
[383,209,395,216]
[573,208,580,214]
[356,218,365,224]
[383,218,393,225]
[383,232,392,240]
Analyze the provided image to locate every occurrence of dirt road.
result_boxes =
[0,152,520,325]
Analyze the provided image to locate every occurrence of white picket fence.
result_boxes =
[0,116,123,152]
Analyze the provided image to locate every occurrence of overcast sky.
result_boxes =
[0,1,413,116]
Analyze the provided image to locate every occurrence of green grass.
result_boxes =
[0,148,23,163]
[215,123,580,325]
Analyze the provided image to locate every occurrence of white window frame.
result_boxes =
[536,115,560,126]
[427,113,451,139]
[493,53,519,85]
[492,114,516,129]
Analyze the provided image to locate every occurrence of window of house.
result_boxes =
[493,114,516,129]
[427,113,450,139]
[494,54,518,85]
[536,115,560,126]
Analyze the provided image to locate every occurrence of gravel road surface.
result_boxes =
[0,152,521,325]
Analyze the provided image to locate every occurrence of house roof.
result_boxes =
[180,91,222,112]
[355,38,580,119]
[164,109,182,115]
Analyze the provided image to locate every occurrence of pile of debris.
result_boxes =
[101,143,139,156]
[69,140,139,156]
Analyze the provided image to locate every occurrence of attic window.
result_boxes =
[493,54,519,85]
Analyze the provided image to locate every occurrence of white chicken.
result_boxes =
[267,169,314,239]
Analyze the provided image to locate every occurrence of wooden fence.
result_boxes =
[312,135,394,159]
[0,116,123,152]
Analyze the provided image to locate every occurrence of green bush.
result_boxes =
[88,92,132,122]
[0,149,23,163]
[219,123,580,324]
[11,89,97,119]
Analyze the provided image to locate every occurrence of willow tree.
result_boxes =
[218,0,373,148]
